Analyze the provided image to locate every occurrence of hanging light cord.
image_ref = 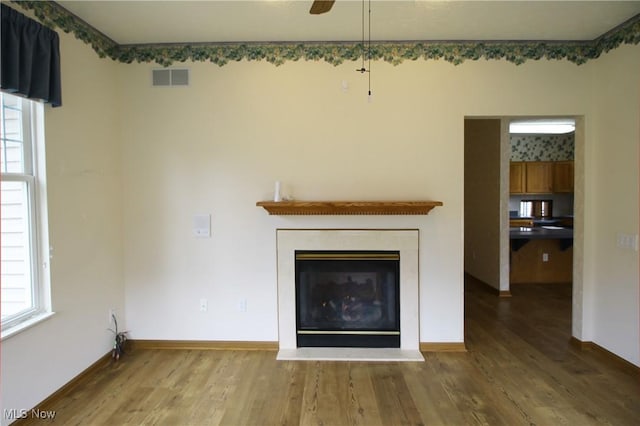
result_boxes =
[357,0,366,73]
[356,0,372,99]
[368,0,371,97]
[362,0,365,71]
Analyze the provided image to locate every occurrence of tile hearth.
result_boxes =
[277,348,424,362]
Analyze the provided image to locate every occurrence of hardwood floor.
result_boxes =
[21,277,640,425]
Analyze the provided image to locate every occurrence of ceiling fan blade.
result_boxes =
[310,0,336,15]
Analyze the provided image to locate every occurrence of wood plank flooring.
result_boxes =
[20,277,640,425]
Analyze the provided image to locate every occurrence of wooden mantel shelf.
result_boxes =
[256,201,443,216]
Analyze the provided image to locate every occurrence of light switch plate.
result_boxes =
[193,214,211,238]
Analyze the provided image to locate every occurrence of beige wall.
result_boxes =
[587,44,639,363]
[117,50,639,364]
[119,56,594,346]
[0,30,124,422]
[120,60,464,343]
[1,23,639,420]
[464,119,502,289]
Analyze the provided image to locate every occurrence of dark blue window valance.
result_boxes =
[1,4,62,107]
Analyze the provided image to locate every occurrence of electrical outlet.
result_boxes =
[238,298,247,312]
[617,233,639,251]
[542,253,549,262]
[200,299,208,312]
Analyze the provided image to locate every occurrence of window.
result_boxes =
[1,92,49,334]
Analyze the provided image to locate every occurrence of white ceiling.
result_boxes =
[58,0,640,45]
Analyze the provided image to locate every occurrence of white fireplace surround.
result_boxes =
[276,229,423,361]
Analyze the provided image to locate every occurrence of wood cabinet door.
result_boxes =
[553,161,574,193]
[525,162,553,193]
[510,162,526,194]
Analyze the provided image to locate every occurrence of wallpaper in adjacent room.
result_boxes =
[510,133,575,161]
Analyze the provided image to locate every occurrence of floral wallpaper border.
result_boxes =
[13,0,640,67]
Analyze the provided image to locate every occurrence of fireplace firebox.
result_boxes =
[295,250,400,348]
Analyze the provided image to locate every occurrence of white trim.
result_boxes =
[1,311,55,340]
[32,100,51,314]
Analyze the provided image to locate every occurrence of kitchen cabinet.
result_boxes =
[510,161,573,194]
[525,161,554,193]
[510,162,526,193]
[553,161,574,193]
[510,239,573,284]
[510,161,553,194]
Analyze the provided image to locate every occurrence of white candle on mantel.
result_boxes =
[274,181,282,202]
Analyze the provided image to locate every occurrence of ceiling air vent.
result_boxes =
[152,68,190,87]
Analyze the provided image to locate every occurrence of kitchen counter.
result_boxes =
[509,215,573,226]
[510,225,573,251]
[510,226,573,240]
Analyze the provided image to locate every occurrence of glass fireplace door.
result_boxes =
[295,251,400,348]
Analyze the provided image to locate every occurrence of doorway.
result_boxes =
[508,119,575,286]
[464,116,584,339]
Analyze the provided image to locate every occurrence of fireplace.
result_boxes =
[296,251,400,348]
[277,229,423,361]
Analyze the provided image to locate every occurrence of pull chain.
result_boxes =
[356,0,372,101]
[368,0,371,100]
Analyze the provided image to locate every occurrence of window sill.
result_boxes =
[1,312,56,341]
